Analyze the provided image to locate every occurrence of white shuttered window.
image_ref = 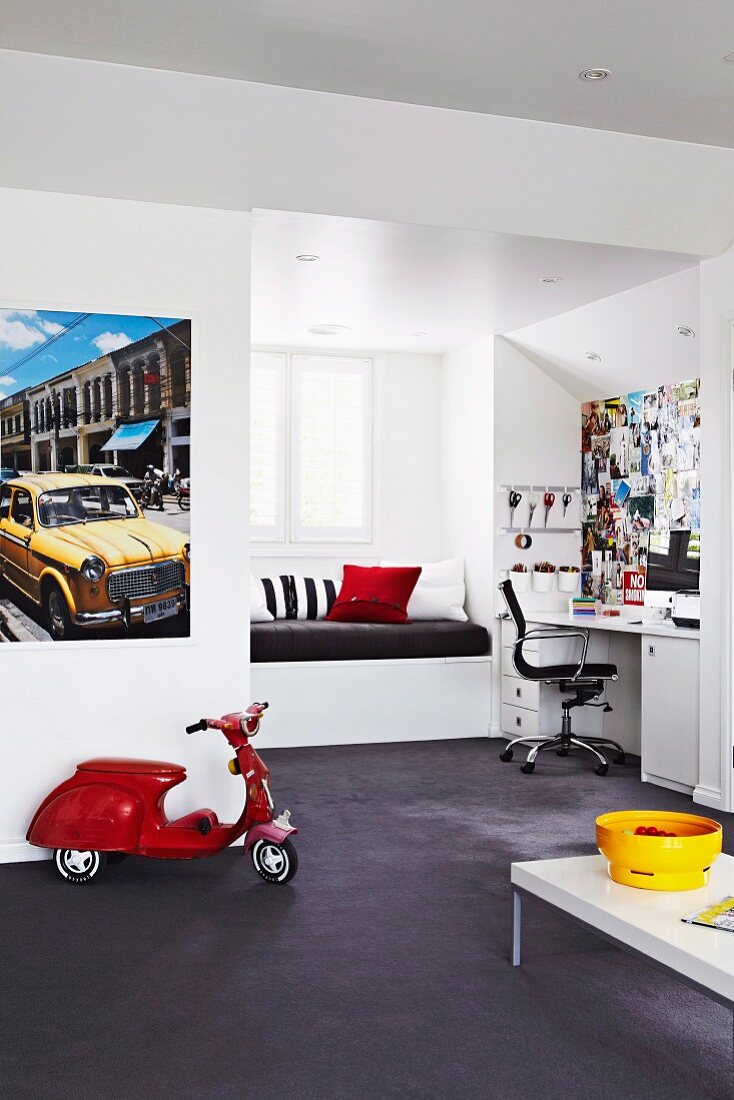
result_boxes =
[250,352,285,540]
[292,356,371,542]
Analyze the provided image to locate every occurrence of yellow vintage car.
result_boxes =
[0,473,190,640]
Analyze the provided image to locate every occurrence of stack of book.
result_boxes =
[572,597,596,617]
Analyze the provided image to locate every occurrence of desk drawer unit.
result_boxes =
[501,703,540,737]
[502,675,539,710]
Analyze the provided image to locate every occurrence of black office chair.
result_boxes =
[498,578,625,776]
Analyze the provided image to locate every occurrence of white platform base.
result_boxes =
[251,655,492,748]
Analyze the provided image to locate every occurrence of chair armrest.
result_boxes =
[515,627,590,681]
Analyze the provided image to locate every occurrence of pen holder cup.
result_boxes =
[531,570,555,594]
[557,571,580,593]
[509,571,531,593]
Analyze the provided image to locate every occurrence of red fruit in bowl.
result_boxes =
[635,826,649,835]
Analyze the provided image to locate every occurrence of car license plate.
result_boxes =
[143,596,178,623]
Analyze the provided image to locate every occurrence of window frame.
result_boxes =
[249,351,287,543]
[250,349,373,548]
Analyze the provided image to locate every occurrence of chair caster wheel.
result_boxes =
[521,762,535,775]
[499,750,514,762]
[556,749,569,757]
[613,753,626,765]
[595,763,609,776]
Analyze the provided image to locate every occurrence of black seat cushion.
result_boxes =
[250,619,490,663]
[518,660,617,681]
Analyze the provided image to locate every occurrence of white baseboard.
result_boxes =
[0,840,51,864]
[693,784,724,810]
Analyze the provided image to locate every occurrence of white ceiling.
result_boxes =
[505,266,701,402]
[251,210,699,353]
[3,1,734,147]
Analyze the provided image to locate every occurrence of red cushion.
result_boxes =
[326,565,422,624]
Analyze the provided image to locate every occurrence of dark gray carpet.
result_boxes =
[1,738,733,1100]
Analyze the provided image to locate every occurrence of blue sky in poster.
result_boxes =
[0,309,183,400]
[628,390,645,426]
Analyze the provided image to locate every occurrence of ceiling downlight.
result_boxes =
[308,324,351,336]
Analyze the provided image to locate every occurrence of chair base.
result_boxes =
[499,728,627,776]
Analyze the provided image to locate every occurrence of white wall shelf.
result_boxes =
[500,484,580,492]
[500,527,581,535]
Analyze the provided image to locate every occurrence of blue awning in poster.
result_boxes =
[102,419,159,452]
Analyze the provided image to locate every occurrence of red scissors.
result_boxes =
[543,491,555,527]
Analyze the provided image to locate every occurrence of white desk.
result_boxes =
[520,609,700,642]
[500,610,701,795]
[510,854,734,1088]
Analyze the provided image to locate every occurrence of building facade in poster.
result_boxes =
[2,319,191,478]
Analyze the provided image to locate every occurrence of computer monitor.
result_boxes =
[644,530,700,609]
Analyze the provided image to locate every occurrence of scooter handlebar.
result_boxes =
[185,719,209,735]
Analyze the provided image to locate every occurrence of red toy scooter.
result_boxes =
[27,703,299,885]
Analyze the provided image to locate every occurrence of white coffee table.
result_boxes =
[511,854,734,1072]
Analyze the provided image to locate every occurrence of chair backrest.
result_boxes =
[498,578,526,637]
[498,579,538,680]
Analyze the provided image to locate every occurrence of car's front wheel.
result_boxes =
[43,581,76,641]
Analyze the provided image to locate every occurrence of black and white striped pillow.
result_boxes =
[293,576,338,620]
[260,575,296,619]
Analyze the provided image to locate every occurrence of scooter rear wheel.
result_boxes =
[53,849,107,884]
[251,838,298,884]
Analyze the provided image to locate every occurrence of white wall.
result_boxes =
[253,351,442,578]
[440,338,494,630]
[3,50,734,257]
[491,338,581,729]
[697,245,733,811]
[0,187,251,859]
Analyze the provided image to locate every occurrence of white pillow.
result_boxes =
[250,573,274,623]
[379,557,468,621]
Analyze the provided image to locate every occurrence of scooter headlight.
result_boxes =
[183,541,190,562]
[81,555,106,582]
[240,715,258,736]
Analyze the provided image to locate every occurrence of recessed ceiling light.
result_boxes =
[723,52,734,62]
[579,68,611,81]
[308,324,351,336]
[585,351,602,362]
[296,254,319,262]
[413,331,428,337]
[540,276,563,284]
[675,325,696,338]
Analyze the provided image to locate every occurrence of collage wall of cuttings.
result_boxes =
[580,379,700,603]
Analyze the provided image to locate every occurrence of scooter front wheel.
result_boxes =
[250,838,298,884]
[53,849,107,884]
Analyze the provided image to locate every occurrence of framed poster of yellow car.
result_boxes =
[0,308,191,642]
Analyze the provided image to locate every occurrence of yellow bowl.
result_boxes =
[596,810,722,891]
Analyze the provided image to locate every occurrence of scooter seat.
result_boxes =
[78,758,186,776]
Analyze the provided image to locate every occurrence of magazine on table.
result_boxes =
[682,897,734,932]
